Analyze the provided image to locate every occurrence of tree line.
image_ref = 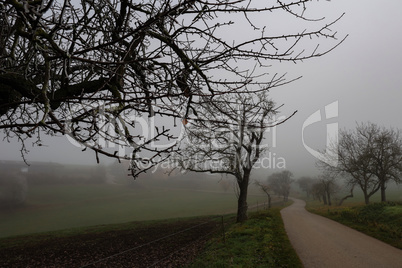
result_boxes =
[297,123,402,205]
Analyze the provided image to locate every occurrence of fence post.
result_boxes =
[221,215,226,244]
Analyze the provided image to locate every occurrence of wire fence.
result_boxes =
[79,215,232,268]
[80,202,272,267]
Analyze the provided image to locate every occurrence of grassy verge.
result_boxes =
[307,201,402,249]
[187,207,302,268]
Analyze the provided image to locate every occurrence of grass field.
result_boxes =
[0,182,270,238]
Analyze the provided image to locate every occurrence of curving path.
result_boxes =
[281,198,402,268]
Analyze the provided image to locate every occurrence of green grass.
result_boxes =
[187,207,302,268]
[0,183,268,238]
[307,201,402,249]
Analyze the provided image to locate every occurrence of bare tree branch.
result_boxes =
[0,0,345,177]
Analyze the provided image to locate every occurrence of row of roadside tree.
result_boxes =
[296,123,401,205]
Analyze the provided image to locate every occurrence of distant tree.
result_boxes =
[297,176,315,198]
[368,125,402,202]
[267,170,293,202]
[315,173,339,206]
[337,185,354,206]
[323,126,378,205]
[311,182,326,204]
[255,180,272,209]
[319,123,402,204]
[0,0,345,177]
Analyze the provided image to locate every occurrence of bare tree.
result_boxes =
[337,185,354,206]
[267,170,293,202]
[297,176,315,198]
[255,180,272,209]
[368,125,402,202]
[316,173,339,206]
[311,181,326,204]
[0,0,345,177]
[332,127,378,204]
[175,91,282,222]
[299,175,339,205]
[319,123,402,204]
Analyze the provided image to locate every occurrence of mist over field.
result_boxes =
[0,160,272,237]
[1,158,400,238]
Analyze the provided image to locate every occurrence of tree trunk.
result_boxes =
[338,186,354,206]
[380,181,387,202]
[322,194,327,205]
[364,194,370,205]
[327,191,332,206]
[268,194,271,209]
[236,174,250,223]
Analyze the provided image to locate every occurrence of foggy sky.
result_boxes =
[269,0,402,176]
[1,0,401,178]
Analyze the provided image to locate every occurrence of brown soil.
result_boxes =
[0,217,223,268]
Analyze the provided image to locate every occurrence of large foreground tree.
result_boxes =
[0,0,345,176]
[176,91,285,222]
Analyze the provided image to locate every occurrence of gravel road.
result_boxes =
[281,198,402,268]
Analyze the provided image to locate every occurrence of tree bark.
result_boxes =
[338,186,354,206]
[380,181,387,202]
[327,191,332,206]
[236,173,250,223]
[268,194,271,209]
[364,194,370,205]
